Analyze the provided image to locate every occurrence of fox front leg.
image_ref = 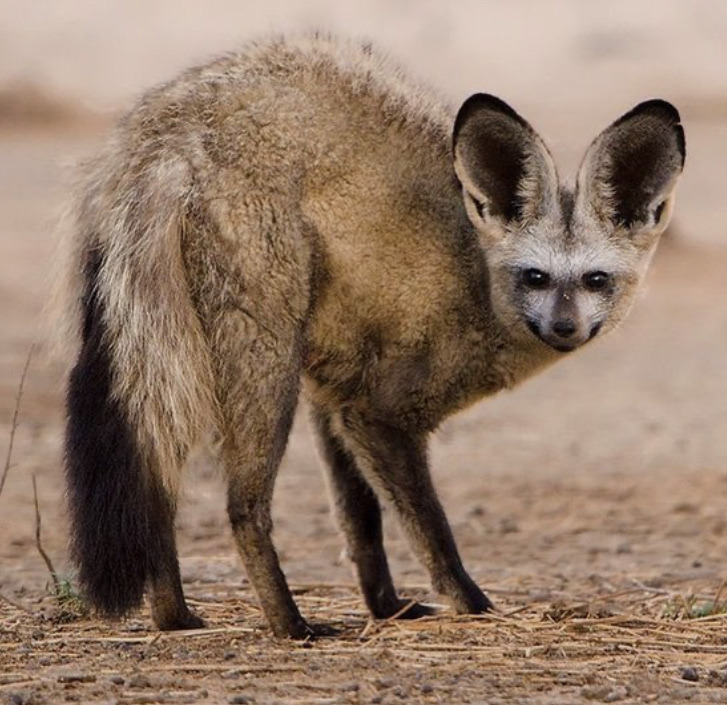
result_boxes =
[337,413,493,615]
[312,407,437,619]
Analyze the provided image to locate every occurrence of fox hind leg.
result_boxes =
[193,205,323,638]
[146,481,205,631]
[212,309,315,638]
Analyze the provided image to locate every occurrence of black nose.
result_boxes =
[552,319,577,338]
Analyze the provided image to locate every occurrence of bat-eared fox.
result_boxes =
[57,34,685,638]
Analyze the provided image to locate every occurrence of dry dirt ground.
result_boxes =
[1,107,727,703]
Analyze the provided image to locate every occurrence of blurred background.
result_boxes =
[2,0,727,241]
[1,1,726,600]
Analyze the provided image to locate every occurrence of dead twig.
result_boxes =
[0,680,41,691]
[150,664,305,674]
[0,344,34,500]
[0,591,35,615]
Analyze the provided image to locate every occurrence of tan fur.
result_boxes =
[58,33,684,636]
[57,134,218,495]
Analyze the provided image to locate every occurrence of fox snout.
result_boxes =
[527,316,603,353]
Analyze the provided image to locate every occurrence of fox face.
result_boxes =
[453,95,685,353]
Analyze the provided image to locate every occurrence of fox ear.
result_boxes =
[453,94,558,231]
[576,100,685,236]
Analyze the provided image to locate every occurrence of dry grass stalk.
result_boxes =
[149,664,305,673]
[0,591,34,615]
[0,344,34,500]
[32,473,61,596]
[0,349,37,617]
[5,580,727,701]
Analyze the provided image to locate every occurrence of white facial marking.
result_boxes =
[510,239,631,281]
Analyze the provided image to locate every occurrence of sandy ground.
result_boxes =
[2,3,727,703]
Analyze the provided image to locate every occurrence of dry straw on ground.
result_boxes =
[4,580,727,703]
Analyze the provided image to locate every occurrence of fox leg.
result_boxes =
[312,408,435,620]
[197,203,318,638]
[213,315,316,638]
[145,479,204,630]
[338,414,493,615]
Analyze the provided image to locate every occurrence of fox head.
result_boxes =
[453,95,685,353]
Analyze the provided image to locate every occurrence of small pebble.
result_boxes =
[707,669,727,686]
[223,649,237,660]
[109,676,125,686]
[500,517,520,534]
[421,684,434,694]
[122,621,146,632]
[581,684,619,701]
[228,696,255,704]
[127,674,152,688]
[673,502,698,514]
[681,666,699,682]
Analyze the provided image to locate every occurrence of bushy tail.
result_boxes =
[60,145,216,615]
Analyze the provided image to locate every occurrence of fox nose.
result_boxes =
[552,319,577,339]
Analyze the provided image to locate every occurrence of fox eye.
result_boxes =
[582,271,611,291]
[522,268,551,289]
